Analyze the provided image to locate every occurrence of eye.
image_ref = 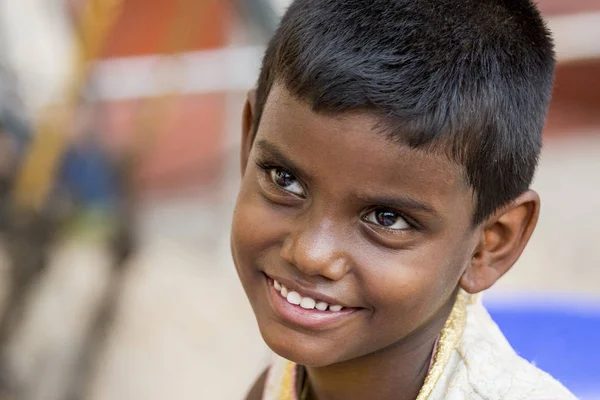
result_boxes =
[269,168,305,196]
[363,208,410,230]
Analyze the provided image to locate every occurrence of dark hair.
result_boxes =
[253,0,556,224]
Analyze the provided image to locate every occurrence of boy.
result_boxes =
[231,0,577,399]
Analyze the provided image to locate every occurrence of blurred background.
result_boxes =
[0,0,598,399]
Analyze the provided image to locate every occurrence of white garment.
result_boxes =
[262,291,577,400]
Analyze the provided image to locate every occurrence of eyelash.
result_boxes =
[255,161,304,195]
[361,207,420,234]
[254,159,421,232]
[256,160,284,177]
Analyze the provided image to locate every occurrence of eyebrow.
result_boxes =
[254,139,313,183]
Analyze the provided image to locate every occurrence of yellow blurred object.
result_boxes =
[11,0,124,211]
[11,0,214,210]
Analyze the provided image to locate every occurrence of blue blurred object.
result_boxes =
[485,296,600,399]
[58,138,118,209]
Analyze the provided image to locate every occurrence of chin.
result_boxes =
[258,324,342,367]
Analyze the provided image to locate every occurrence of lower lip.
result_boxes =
[264,275,358,330]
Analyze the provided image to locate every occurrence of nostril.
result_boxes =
[325,258,351,280]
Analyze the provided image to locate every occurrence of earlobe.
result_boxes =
[460,190,540,294]
[241,89,258,176]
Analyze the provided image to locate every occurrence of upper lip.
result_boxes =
[264,272,358,308]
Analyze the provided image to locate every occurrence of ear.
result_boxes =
[241,89,257,176]
[460,190,540,294]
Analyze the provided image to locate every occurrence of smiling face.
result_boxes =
[231,83,482,367]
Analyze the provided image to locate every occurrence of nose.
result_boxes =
[280,216,352,281]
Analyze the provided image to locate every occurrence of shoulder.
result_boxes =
[245,368,269,400]
[445,299,577,399]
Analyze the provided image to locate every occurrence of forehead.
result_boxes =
[256,83,473,218]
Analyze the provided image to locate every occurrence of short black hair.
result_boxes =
[253,0,556,224]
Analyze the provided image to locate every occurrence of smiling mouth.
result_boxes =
[264,274,359,330]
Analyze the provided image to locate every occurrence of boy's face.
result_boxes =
[231,83,482,367]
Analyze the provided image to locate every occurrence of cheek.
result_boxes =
[231,178,284,272]
[361,242,468,333]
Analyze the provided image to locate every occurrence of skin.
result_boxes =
[232,82,540,400]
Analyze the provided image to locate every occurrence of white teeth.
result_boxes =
[300,297,316,309]
[286,291,302,305]
[273,280,344,311]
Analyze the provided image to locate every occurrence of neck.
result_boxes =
[304,301,453,400]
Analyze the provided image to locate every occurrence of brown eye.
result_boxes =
[269,168,305,196]
[364,208,410,230]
